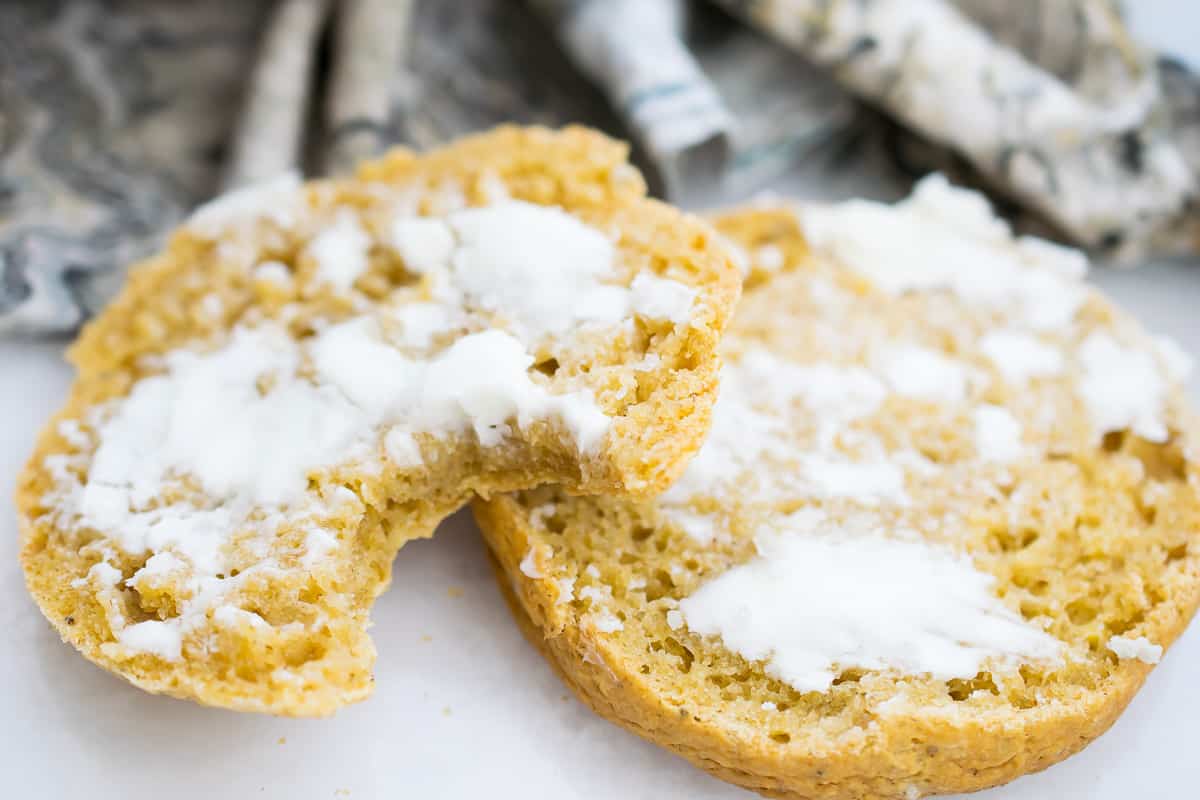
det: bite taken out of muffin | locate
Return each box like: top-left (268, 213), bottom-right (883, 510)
top-left (14, 125), bottom-right (1199, 799)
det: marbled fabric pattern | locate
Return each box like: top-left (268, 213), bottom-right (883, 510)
top-left (0, 1), bottom-right (269, 333)
top-left (1, 0), bottom-right (1196, 333)
top-left (715, 0), bottom-right (1200, 257)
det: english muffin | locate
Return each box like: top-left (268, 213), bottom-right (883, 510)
top-left (16, 126), bottom-right (741, 716)
top-left (475, 176), bottom-right (1200, 798)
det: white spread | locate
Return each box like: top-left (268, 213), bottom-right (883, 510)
top-left (200, 295), bottom-right (223, 319)
top-left (88, 326), bottom-right (333, 508)
top-left (84, 561), bottom-right (122, 588)
top-left (659, 358), bottom-right (791, 509)
top-left (1155, 336), bottom-right (1194, 384)
top-left (754, 244), bottom-right (785, 272)
top-left (973, 405), bottom-right (1025, 463)
top-left (390, 217), bottom-right (456, 274)
top-left (800, 174), bottom-right (1087, 330)
top-left (578, 585), bottom-right (608, 603)
top-left (253, 261), bottom-right (293, 287)
top-left (1108, 635), bottom-right (1163, 664)
top-left (81, 325), bottom-right (327, 574)
top-left (798, 456), bottom-right (907, 505)
top-left (979, 330), bottom-right (1064, 384)
top-left (520, 548), bottom-right (545, 579)
top-left (880, 345), bottom-right (967, 403)
top-left (383, 428), bottom-right (422, 468)
top-left (116, 620), bottom-right (182, 662)
top-left (745, 350), bottom-right (887, 443)
top-left (660, 507), bottom-right (722, 546)
top-left (658, 348), bottom-right (918, 540)
top-left (1079, 332), bottom-right (1171, 442)
top-left (57, 419), bottom-right (89, 448)
top-left (589, 610), bottom-right (624, 634)
top-left (132, 551), bottom-right (185, 581)
top-left (386, 200), bottom-right (698, 342)
top-left (213, 605), bottom-right (268, 630)
top-left (311, 321), bottom-right (610, 451)
top-left (655, 174), bottom-right (1179, 697)
top-left (79, 320), bottom-right (610, 562)
top-left (554, 576), bottom-right (576, 605)
top-left (188, 173), bottom-right (302, 238)
top-left (57, 194), bottom-right (703, 659)
top-left (389, 302), bottom-right (459, 351)
top-left (629, 273), bottom-right (696, 323)
top-left (679, 513), bottom-right (1062, 693)
top-left (307, 211), bottom-right (371, 292)
top-left (662, 349), bottom-right (888, 511)
top-left (302, 528), bottom-right (339, 568)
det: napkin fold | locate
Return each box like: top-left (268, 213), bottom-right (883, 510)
top-left (2, 0), bottom-right (1196, 334)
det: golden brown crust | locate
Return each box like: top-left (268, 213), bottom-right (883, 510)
top-left (478, 494), bottom-right (1165, 800)
top-left (474, 200), bottom-right (1200, 798)
top-left (16, 125), bottom-right (740, 716)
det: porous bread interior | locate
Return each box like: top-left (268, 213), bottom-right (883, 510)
top-left (474, 205), bottom-right (1200, 798)
top-left (16, 125), bottom-right (740, 716)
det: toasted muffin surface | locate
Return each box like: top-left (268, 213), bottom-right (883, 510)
top-left (475, 177), bottom-right (1200, 799)
top-left (16, 125), bottom-right (741, 716)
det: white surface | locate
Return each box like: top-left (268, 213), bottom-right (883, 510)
top-left (678, 514), bottom-right (1064, 694)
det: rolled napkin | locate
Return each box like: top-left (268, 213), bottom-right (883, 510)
top-left (222, 0), bottom-right (333, 189)
top-left (539, 0), bottom-right (1199, 256)
top-left (0, 0), bottom-right (611, 334)
top-left (321, 0), bottom-right (412, 176)
top-left (712, 0), bottom-right (1200, 259)
top-left (530, 0), bottom-right (732, 195)
top-left (2, 0), bottom-right (1197, 334)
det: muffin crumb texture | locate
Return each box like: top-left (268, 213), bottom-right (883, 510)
top-left (475, 176), bottom-right (1200, 799)
top-left (16, 126), bottom-right (741, 716)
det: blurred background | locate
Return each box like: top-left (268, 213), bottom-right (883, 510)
top-left (2, 0), bottom-right (1197, 334)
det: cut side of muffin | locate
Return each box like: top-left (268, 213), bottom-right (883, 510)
top-left (475, 176), bottom-right (1200, 799)
top-left (16, 125), bottom-right (741, 716)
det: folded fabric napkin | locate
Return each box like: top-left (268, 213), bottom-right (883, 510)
top-left (2, 0), bottom-right (1196, 333)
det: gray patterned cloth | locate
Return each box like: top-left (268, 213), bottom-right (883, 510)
top-left (0, 1), bottom-right (270, 333)
top-left (715, 0), bottom-right (1200, 258)
top-left (1, 0), bottom-right (1196, 334)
